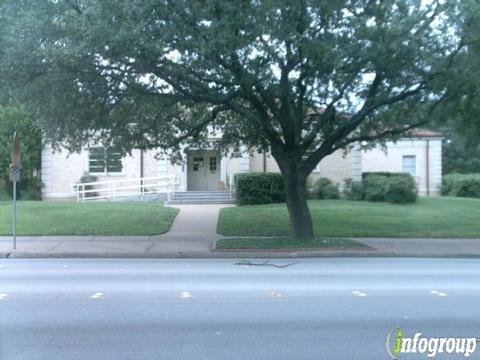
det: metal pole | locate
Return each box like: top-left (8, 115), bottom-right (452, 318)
top-left (13, 180), bottom-right (16, 250)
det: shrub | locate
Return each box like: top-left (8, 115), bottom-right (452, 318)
top-left (5, 177), bottom-right (43, 200)
top-left (75, 173), bottom-right (99, 199)
top-left (19, 177), bottom-right (43, 200)
top-left (362, 175), bottom-right (389, 202)
top-left (362, 172), bottom-right (413, 181)
top-left (362, 173), bottom-right (417, 204)
top-left (343, 178), bottom-right (363, 201)
top-left (235, 172), bottom-right (285, 205)
top-left (384, 177), bottom-right (418, 204)
top-left (311, 177), bottom-right (340, 199)
top-left (441, 174), bottom-right (480, 198)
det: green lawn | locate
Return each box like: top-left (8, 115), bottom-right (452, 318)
top-left (216, 237), bottom-right (371, 250)
top-left (0, 188), bottom-right (9, 201)
top-left (218, 197), bottom-right (480, 238)
top-left (0, 201), bottom-right (178, 236)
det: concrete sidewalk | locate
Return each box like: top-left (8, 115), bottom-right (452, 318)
top-left (352, 237), bottom-right (480, 257)
top-left (1, 235), bottom-right (480, 258)
top-left (0, 204), bottom-right (233, 258)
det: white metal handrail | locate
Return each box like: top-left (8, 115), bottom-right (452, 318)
top-left (72, 175), bottom-right (180, 202)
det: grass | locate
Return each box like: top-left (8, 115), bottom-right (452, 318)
top-left (218, 197), bottom-right (480, 238)
top-left (216, 237), bottom-right (371, 250)
top-left (0, 188), bottom-right (9, 201)
top-left (0, 201), bottom-right (179, 236)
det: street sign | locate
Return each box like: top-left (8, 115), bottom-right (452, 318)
top-left (12, 131), bottom-right (21, 167)
top-left (9, 164), bottom-right (20, 182)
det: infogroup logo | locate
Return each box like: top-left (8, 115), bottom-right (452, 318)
top-left (385, 327), bottom-right (478, 359)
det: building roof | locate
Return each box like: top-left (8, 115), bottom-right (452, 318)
top-left (405, 128), bottom-right (443, 138)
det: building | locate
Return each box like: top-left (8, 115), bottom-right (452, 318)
top-left (41, 129), bottom-right (443, 200)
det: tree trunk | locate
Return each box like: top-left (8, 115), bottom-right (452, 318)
top-left (282, 166), bottom-right (314, 240)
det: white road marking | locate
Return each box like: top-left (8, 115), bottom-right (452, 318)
top-left (181, 291), bottom-right (192, 299)
top-left (0, 293), bottom-right (8, 300)
top-left (90, 292), bottom-right (104, 299)
top-left (352, 291), bottom-right (367, 297)
top-left (270, 291), bottom-right (282, 298)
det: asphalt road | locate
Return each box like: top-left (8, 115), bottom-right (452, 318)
top-left (1, 258), bottom-right (480, 360)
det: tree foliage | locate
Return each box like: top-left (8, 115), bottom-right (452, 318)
top-left (0, 106), bottom-right (42, 199)
top-left (0, 0), bottom-right (476, 237)
top-left (435, 123), bottom-right (480, 175)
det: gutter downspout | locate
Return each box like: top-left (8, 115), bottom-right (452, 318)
top-left (426, 139), bottom-right (430, 196)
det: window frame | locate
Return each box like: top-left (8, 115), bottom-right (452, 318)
top-left (209, 156), bottom-right (217, 173)
top-left (86, 146), bottom-right (125, 176)
top-left (402, 155), bottom-right (417, 176)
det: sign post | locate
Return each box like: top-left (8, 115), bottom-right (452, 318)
top-left (10, 132), bottom-right (21, 250)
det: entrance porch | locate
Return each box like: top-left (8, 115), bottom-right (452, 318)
top-left (185, 149), bottom-right (225, 191)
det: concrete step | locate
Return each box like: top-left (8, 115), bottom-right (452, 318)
top-left (174, 191), bottom-right (230, 194)
top-left (172, 193), bottom-right (231, 198)
top-left (166, 191), bottom-right (235, 204)
top-left (172, 191), bottom-right (230, 196)
top-left (166, 199), bottom-right (235, 205)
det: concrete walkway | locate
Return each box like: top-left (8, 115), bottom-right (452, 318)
top-left (0, 204), bottom-right (233, 258)
top-left (164, 204), bottom-right (230, 237)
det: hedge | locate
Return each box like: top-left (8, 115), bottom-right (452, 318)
top-left (311, 177), bottom-right (340, 199)
top-left (441, 174), bottom-right (480, 198)
top-left (362, 173), bottom-right (418, 204)
top-left (343, 178), bottom-right (363, 201)
top-left (234, 172), bottom-right (286, 205)
top-left (362, 172), bottom-right (413, 180)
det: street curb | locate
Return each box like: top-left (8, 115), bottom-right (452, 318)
top-left (6, 250), bottom-right (480, 259)
top-left (211, 237), bottom-right (376, 253)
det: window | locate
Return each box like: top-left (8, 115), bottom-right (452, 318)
top-left (192, 157), bottom-right (204, 171)
top-left (209, 156), bottom-right (217, 172)
top-left (402, 155), bottom-right (416, 176)
top-left (88, 147), bottom-right (123, 174)
top-left (157, 158), bottom-right (168, 174)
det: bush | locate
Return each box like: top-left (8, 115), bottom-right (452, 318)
top-left (362, 175), bottom-right (389, 202)
top-left (235, 172), bottom-right (285, 205)
top-left (5, 177), bottom-right (43, 200)
top-left (19, 177), bottom-right (43, 200)
top-left (384, 177), bottom-right (418, 204)
top-left (441, 174), bottom-right (480, 198)
top-left (311, 177), bottom-right (340, 199)
top-left (75, 174), bottom-right (99, 199)
top-left (362, 172), bottom-right (413, 181)
top-left (363, 173), bottom-right (417, 204)
top-left (343, 178), bottom-right (363, 200)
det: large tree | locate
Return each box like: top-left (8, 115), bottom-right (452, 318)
top-left (0, 0), bottom-right (476, 238)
